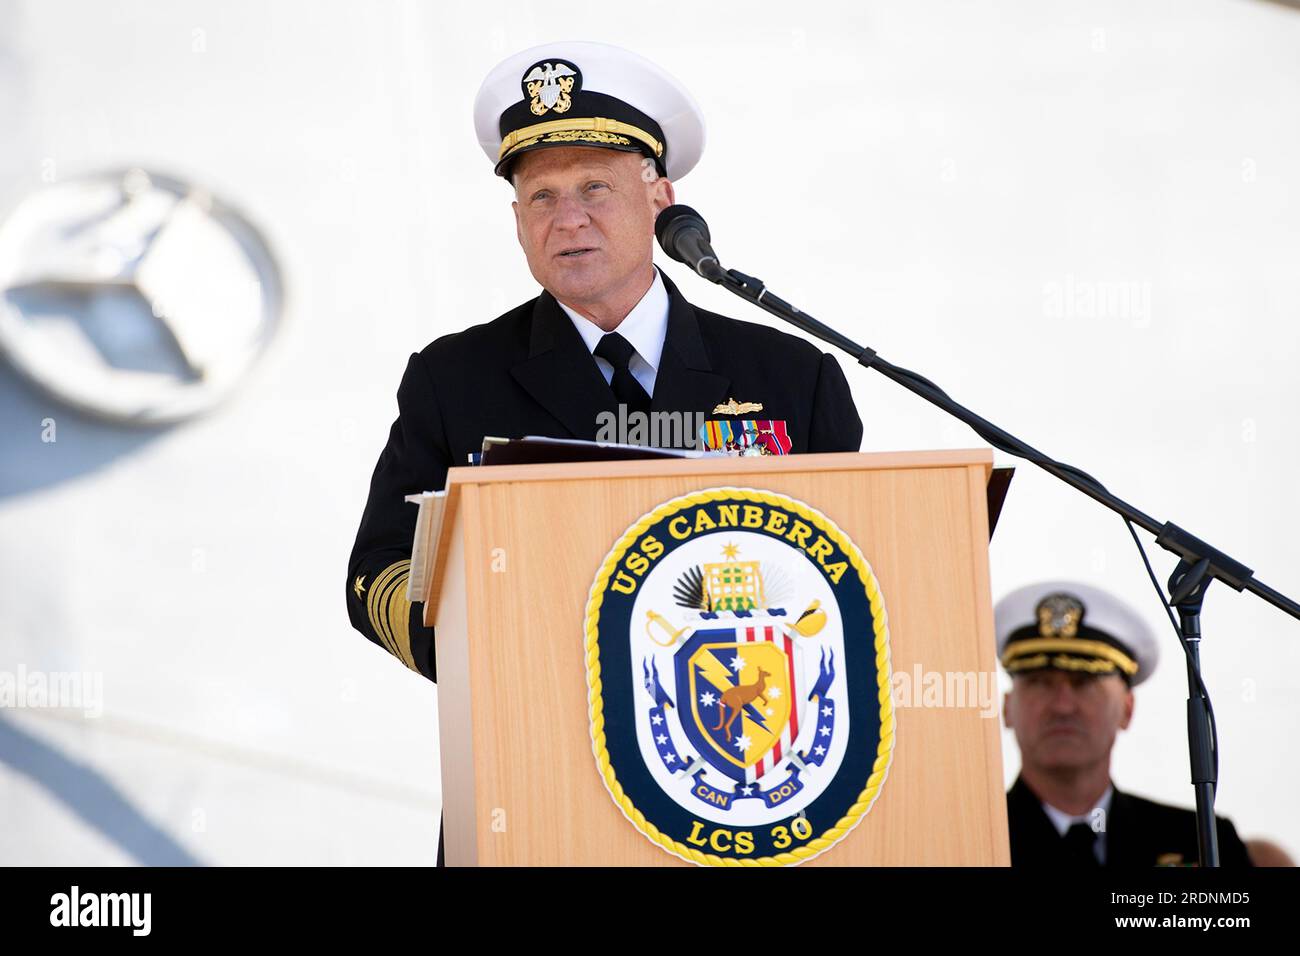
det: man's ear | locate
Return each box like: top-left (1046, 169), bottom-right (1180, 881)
top-left (653, 177), bottom-right (676, 214)
top-left (1119, 687), bottom-right (1135, 731)
top-left (1002, 689), bottom-right (1014, 729)
top-left (512, 200), bottom-right (522, 247)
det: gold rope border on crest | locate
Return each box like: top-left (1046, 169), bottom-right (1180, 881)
top-left (583, 486), bottom-right (895, 867)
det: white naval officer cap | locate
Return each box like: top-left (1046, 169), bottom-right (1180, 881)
top-left (995, 580), bottom-right (1159, 687)
top-left (472, 40), bottom-right (706, 183)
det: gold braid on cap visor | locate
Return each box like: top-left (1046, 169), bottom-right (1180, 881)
top-left (498, 117), bottom-right (665, 162)
top-left (1001, 637), bottom-right (1139, 677)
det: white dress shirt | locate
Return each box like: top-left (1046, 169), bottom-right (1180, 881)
top-left (555, 265), bottom-right (669, 399)
top-left (1041, 784), bottom-right (1115, 864)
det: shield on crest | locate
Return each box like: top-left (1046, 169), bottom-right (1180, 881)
top-left (674, 622), bottom-right (807, 784)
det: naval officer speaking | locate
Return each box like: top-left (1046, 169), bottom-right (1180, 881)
top-left (346, 42), bottom-right (863, 863)
top-left (347, 40), bottom-right (863, 687)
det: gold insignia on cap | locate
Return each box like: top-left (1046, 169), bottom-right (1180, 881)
top-left (1001, 639), bottom-right (1138, 677)
top-left (1037, 593), bottom-right (1083, 638)
top-left (353, 575), bottom-right (366, 599)
top-left (1001, 586), bottom-right (1145, 683)
top-left (713, 397), bottom-right (764, 415)
top-left (498, 118), bottom-right (663, 164)
top-left (522, 129), bottom-right (632, 150)
top-left (523, 61), bottom-right (577, 116)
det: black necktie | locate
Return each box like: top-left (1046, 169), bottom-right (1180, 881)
top-left (594, 332), bottom-right (651, 414)
top-left (1063, 822), bottom-right (1101, 867)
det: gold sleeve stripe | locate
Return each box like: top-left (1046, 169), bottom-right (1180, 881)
top-left (371, 561), bottom-right (410, 664)
top-left (382, 567), bottom-right (418, 673)
top-left (367, 560), bottom-right (419, 673)
top-left (366, 561), bottom-right (407, 659)
top-left (384, 574), bottom-right (416, 671)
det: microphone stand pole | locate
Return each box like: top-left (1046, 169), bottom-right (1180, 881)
top-left (694, 261), bottom-right (1300, 867)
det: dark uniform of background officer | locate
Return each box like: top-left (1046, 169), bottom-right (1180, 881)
top-left (345, 41), bottom-right (863, 864)
top-left (997, 581), bottom-right (1255, 867)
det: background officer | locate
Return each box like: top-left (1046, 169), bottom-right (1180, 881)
top-left (997, 580), bottom-right (1254, 867)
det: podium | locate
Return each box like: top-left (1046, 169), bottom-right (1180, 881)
top-left (421, 449), bottom-right (1010, 866)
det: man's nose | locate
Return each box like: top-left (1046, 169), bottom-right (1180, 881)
top-left (1047, 681), bottom-right (1079, 712)
top-left (552, 193), bottom-right (591, 229)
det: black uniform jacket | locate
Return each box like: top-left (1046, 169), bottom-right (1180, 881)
top-left (346, 266), bottom-right (864, 684)
top-left (1007, 774), bottom-right (1253, 867)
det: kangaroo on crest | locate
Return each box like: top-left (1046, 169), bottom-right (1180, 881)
top-left (713, 667), bottom-right (770, 742)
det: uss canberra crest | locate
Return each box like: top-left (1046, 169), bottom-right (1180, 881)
top-left (584, 487), bottom-right (895, 865)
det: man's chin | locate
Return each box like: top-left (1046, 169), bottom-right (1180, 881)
top-left (544, 272), bottom-right (608, 305)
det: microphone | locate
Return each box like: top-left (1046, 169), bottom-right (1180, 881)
top-left (655, 205), bottom-right (726, 281)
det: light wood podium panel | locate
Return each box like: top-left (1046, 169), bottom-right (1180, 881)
top-left (428, 449), bottom-right (1010, 866)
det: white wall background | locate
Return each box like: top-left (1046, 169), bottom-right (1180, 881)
top-left (0, 0), bottom-right (1296, 864)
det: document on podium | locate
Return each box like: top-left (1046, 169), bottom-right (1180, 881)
top-left (404, 489), bottom-right (447, 603)
top-left (475, 434), bottom-right (713, 466)
top-left (406, 437), bottom-right (712, 602)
